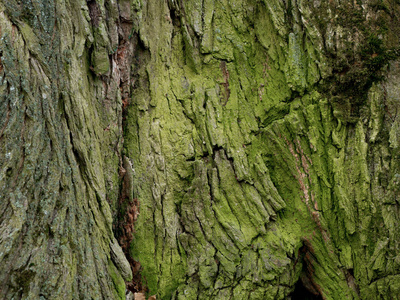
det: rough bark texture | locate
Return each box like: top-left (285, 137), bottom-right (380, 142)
top-left (0, 0), bottom-right (133, 298)
top-left (1, 0), bottom-right (400, 299)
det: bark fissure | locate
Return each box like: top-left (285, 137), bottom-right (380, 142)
top-left (2, 0), bottom-right (400, 299)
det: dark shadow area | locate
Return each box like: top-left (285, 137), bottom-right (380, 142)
top-left (291, 279), bottom-right (323, 300)
top-left (290, 243), bottom-right (324, 300)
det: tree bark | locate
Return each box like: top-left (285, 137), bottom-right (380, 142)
top-left (1, 0), bottom-right (400, 299)
top-left (0, 0), bottom-right (133, 298)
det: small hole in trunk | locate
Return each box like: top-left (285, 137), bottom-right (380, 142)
top-left (291, 279), bottom-right (323, 300)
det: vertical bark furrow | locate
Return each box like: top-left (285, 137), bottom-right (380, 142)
top-left (0, 0), bottom-right (131, 298)
top-left (1, 0), bottom-right (400, 299)
top-left (124, 0), bottom-right (400, 299)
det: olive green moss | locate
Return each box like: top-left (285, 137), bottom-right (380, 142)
top-left (108, 259), bottom-right (126, 300)
top-left (1, 0), bottom-right (400, 299)
top-left (319, 0), bottom-right (400, 113)
top-left (0, 0), bottom-right (129, 298)
top-left (123, 0), bottom-right (400, 299)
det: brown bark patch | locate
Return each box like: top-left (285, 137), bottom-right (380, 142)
top-left (117, 196), bottom-right (143, 293)
top-left (293, 240), bottom-right (324, 299)
top-left (219, 61), bottom-right (230, 105)
top-left (87, 0), bottom-right (101, 27)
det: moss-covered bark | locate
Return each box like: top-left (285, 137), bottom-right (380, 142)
top-left (124, 0), bottom-right (400, 299)
top-left (0, 0), bottom-right (132, 298)
top-left (1, 0), bottom-right (400, 299)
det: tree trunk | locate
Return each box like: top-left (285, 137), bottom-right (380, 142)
top-left (1, 0), bottom-right (400, 299)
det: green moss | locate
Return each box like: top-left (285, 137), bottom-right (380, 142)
top-left (284, 33), bottom-right (307, 93)
top-left (108, 259), bottom-right (126, 300)
top-left (5, 0), bottom-right (392, 298)
top-left (91, 46), bottom-right (110, 75)
top-left (0, 0), bottom-right (128, 298)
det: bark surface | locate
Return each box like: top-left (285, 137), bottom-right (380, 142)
top-left (1, 0), bottom-right (400, 299)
